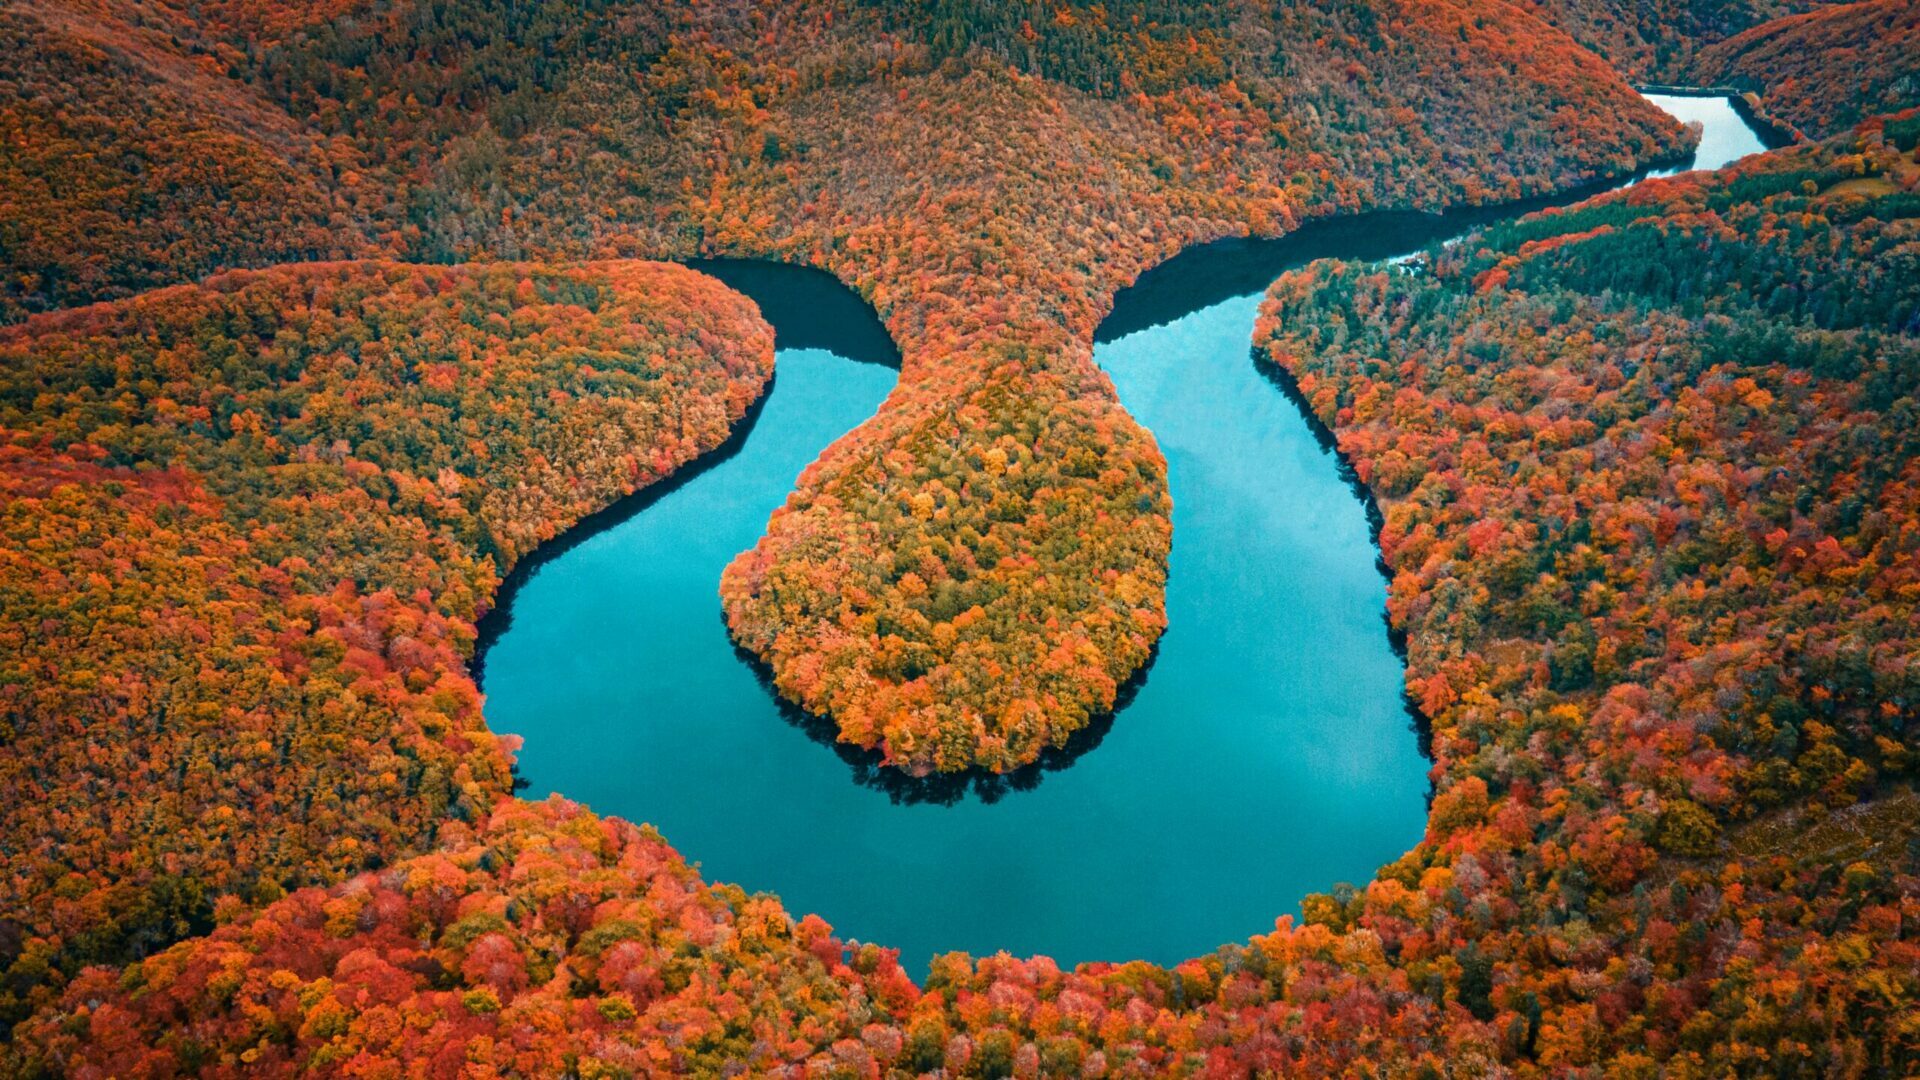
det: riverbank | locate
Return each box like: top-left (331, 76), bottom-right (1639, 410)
top-left (1635, 82), bottom-right (1805, 146)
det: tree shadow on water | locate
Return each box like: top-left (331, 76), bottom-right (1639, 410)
top-left (470, 374), bottom-right (780, 685)
top-left (686, 257), bottom-right (901, 368)
top-left (473, 258), bottom-right (904, 683)
top-left (1097, 145), bottom-right (1704, 345)
top-left (727, 621), bottom-right (1160, 806)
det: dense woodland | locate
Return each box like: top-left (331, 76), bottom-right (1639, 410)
top-left (2, 0), bottom-right (1918, 1073)
top-left (1519, 0), bottom-right (1819, 83)
top-left (0, 260), bottom-right (773, 1038)
top-left (2, 0), bottom-right (1695, 773)
top-left (7, 89), bottom-right (1920, 1080)
top-left (1517, 0), bottom-right (1920, 144)
top-left (16, 800), bottom-right (928, 1077)
top-left (1694, 0), bottom-right (1920, 139)
top-left (0, 2), bottom-right (373, 323)
top-left (1254, 113), bottom-right (1920, 1073)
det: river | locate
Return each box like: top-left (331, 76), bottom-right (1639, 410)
top-left (476, 94), bottom-right (1770, 975)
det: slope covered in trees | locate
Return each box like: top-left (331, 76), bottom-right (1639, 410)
top-left (1517, 0), bottom-right (1820, 82)
top-left (1, 0), bottom-right (1693, 772)
top-left (14, 115), bottom-right (1918, 1078)
top-left (14, 799), bottom-right (922, 1077)
top-left (1694, 0), bottom-right (1920, 138)
top-left (1516, 0), bottom-right (1919, 140)
top-left (0, 0), bottom-right (381, 324)
top-left (0, 260), bottom-right (773, 1032)
top-left (1249, 111), bottom-right (1920, 1072)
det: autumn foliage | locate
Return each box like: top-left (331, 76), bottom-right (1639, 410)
top-left (9, 108), bottom-right (1919, 1080)
top-left (1252, 115), bottom-right (1920, 1072)
top-left (0, 259), bottom-right (772, 1031)
top-left (1694, 0), bottom-right (1920, 139)
top-left (14, 798), bottom-right (923, 1077)
top-left (4, 0), bottom-right (1919, 1071)
top-left (0, 0), bottom-right (380, 324)
top-left (642, 0), bottom-right (1687, 773)
top-left (1516, 0), bottom-right (1818, 82)
top-left (2, 0), bottom-right (1698, 771)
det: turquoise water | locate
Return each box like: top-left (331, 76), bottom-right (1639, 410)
top-left (476, 268), bottom-right (1424, 972)
top-left (480, 270), bottom-right (1428, 968)
top-left (480, 97), bottom-right (1764, 976)
top-left (1641, 93), bottom-right (1774, 176)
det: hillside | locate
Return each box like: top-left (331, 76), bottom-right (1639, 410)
top-left (1695, 0), bottom-right (1920, 137)
top-left (1520, 0), bottom-right (1819, 82)
top-left (5, 0), bottom-right (1917, 1072)
top-left (14, 799), bottom-right (920, 1076)
top-left (1253, 111), bottom-right (1920, 1072)
top-left (0, 260), bottom-right (773, 1031)
top-left (0, 0), bottom-right (378, 323)
top-left (0, 0), bottom-right (1696, 774)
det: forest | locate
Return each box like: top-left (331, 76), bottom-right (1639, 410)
top-left (0, 0), bottom-right (1916, 1074)
top-left (15, 102), bottom-right (1916, 1080)
top-left (3, 0), bottom-right (1695, 774)
top-left (1694, 0), bottom-right (1920, 139)
top-left (1515, 0), bottom-right (1807, 83)
top-left (0, 259), bottom-right (774, 1039)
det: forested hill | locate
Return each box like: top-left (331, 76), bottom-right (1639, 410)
top-left (3, 0), bottom-right (1916, 1073)
top-left (3, 0), bottom-right (1695, 778)
top-left (0, 0), bottom-right (1707, 1039)
top-left (0, 0), bottom-right (377, 324)
top-left (0, 260), bottom-right (776, 1038)
top-left (1256, 110), bottom-right (1920, 1074)
top-left (1515, 0), bottom-right (1920, 142)
top-left (1695, 0), bottom-right (1920, 138)
top-left (1516, 0), bottom-right (1820, 82)
top-left (3, 0), bottom-right (1684, 325)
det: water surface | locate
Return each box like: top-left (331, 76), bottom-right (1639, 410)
top-left (1641, 93), bottom-right (1775, 176)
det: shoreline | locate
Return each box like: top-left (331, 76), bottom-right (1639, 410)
top-left (1636, 83), bottom-right (1803, 148)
